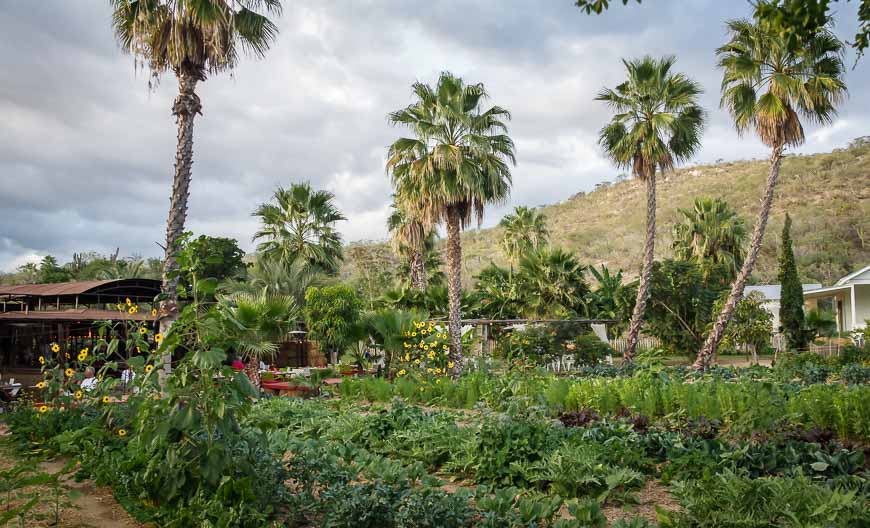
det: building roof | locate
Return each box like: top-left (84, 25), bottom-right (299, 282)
top-left (0, 279), bottom-right (160, 301)
top-left (745, 283), bottom-right (822, 301)
top-left (835, 264), bottom-right (870, 286)
top-left (0, 308), bottom-right (155, 322)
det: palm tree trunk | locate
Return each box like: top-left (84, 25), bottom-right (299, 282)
top-left (695, 145), bottom-right (784, 370)
top-left (245, 357), bottom-right (261, 391)
top-left (158, 69), bottom-right (202, 378)
top-left (410, 251), bottom-right (427, 290)
top-left (445, 205), bottom-right (463, 374)
top-left (624, 171), bottom-right (657, 361)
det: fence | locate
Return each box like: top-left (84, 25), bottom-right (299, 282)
top-left (608, 336), bottom-right (661, 353)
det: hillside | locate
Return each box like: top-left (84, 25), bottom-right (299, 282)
top-left (454, 137), bottom-right (870, 286)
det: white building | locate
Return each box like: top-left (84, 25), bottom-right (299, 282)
top-left (803, 264), bottom-right (870, 333)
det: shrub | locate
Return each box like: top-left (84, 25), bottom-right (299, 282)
top-left (567, 334), bottom-right (612, 366)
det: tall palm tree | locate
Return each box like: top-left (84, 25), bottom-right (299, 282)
top-left (216, 291), bottom-right (298, 389)
top-left (672, 197), bottom-right (747, 281)
top-left (387, 197), bottom-right (432, 290)
top-left (110, 0), bottom-right (281, 336)
top-left (386, 72), bottom-right (516, 370)
top-left (499, 206), bottom-right (550, 269)
top-left (597, 56), bottom-right (705, 362)
top-left (696, 19), bottom-right (846, 370)
top-left (222, 257), bottom-right (320, 306)
top-left (253, 183), bottom-right (346, 275)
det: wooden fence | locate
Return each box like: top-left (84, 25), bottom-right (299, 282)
top-left (608, 336), bottom-right (662, 353)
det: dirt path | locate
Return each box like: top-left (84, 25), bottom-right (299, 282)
top-left (0, 424), bottom-right (146, 528)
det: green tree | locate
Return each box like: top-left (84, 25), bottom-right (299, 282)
top-left (713, 290), bottom-right (774, 363)
top-left (597, 56), bottom-right (705, 362)
top-left (110, 0), bottom-right (281, 334)
top-left (778, 213), bottom-right (808, 349)
top-left (587, 265), bottom-right (634, 339)
top-left (645, 260), bottom-right (729, 356)
top-left (517, 248), bottom-right (589, 319)
top-left (387, 72), bottom-right (516, 370)
top-left (303, 285), bottom-right (362, 365)
top-left (387, 197), bottom-right (432, 290)
top-left (184, 236), bottom-right (246, 283)
top-left (216, 291), bottom-right (298, 387)
top-left (38, 256), bottom-right (73, 283)
top-left (253, 183), bottom-right (346, 275)
top-left (345, 244), bottom-right (397, 310)
top-left (672, 197), bottom-right (747, 281)
top-left (364, 308), bottom-right (422, 375)
top-left (473, 264), bottom-right (524, 320)
top-left (499, 206), bottom-right (550, 269)
top-left (697, 19), bottom-right (846, 369)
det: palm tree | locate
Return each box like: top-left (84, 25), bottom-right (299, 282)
top-left (696, 19), bottom-right (846, 369)
top-left (222, 257), bottom-right (320, 306)
top-left (597, 56), bottom-right (705, 362)
top-left (387, 197), bottom-right (432, 290)
top-left (110, 0), bottom-right (281, 336)
top-left (386, 72), bottom-right (516, 370)
top-left (253, 183), bottom-right (346, 275)
top-left (672, 198), bottom-right (747, 281)
top-left (587, 265), bottom-right (633, 339)
top-left (499, 206), bottom-right (549, 269)
top-left (517, 248), bottom-right (589, 319)
top-left (216, 291), bottom-right (298, 388)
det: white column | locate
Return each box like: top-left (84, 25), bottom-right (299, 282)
top-left (850, 285), bottom-right (857, 332)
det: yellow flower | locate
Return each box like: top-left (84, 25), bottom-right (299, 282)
top-left (411, 332), bottom-right (417, 337)
top-left (51, 343), bottom-right (60, 353)
top-left (414, 359), bottom-right (421, 365)
top-left (128, 306), bottom-right (136, 314)
top-left (39, 405), bottom-right (48, 413)
top-left (136, 347), bottom-right (141, 354)
top-left (404, 353), bottom-right (410, 361)
top-left (435, 368), bottom-right (442, 374)
top-left (38, 356), bottom-right (45, 365)
top-left (397, 369), bottom-right (406, 376)
top-left (154, 333), bottom-right (163, 343)
top-left (65, 368), bottom-right (74, 377)
top-left (448, 361), bottom-right (455, 369)
top-left (77, 353), bottom-right (86, 361)
top-left (102, 396), bottom-right (110, 404)
top-left (442, 345), bottom-right (448, 350)
top-left (139, 327), bottom-right (147, 335)
top-left (36, 381), bottom-right (46, 389)
top-left (118, 429), bottom-right (127, 437)
top-left (65, 353), bottom-right (70, 359)
top-left (126, 298), bottom-right (132, 306)
top-left (426, 367), bottom-right (433, 374)
top-left (420, 329), bottom-right (427, 335)
top-left (74, 391), bottom-right (82, 399)
top-left (151, 308), bottom-right (157, 317)
top-left (145, 365), bottom-right (154, 374)
top-left (436, 378), bottom-right (442, 384)
top-left (427, 351), bottom-right (436, 360)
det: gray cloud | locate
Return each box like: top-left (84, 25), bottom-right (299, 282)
top-left (1, 0), bottom-right (867, 271)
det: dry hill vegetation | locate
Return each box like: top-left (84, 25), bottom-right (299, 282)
top-left (453, 137), bottom-right (869, 286)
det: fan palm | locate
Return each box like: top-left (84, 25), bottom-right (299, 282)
top-left (253, 183), bottom-right (346, 275)
top-left (588, 265), bottom-right (633, 339)
top-left (499, 206), bottom-right (550, 269)
top-left (222, 257), bottom-right (320, 306)
top-left (597, 56), bottom-right (705, 361)
top-left (517, 248), bottom-right (589, 319)
top-left (216, 291), bottom-right (298, 388)
top-left (696, 19), bottom-right (846, 369)
top-left (387, 72), bottom-right (516, 370)
top-left (672, 197), bottom-right (747, 281)
top-left (110, 0), bottom-right (281, 335)
top-left (387, 197), bottom-right (432, 290)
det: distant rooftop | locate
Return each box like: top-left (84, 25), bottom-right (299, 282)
top-left (745, 284), bottom-right (822, 301)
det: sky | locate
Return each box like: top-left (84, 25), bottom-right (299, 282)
top-left (1, 0), bottom-right (867, 272)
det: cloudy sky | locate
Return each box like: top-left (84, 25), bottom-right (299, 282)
top-left (1, 0), bottom-right (867, 271)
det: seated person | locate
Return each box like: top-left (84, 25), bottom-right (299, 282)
top-left (80, 367), bottom-right (99, 392)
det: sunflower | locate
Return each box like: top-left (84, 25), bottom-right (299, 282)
top-left (51, 343), bottom-right (60, 353)
top-left (39, 405), bottom-right (48, 413)
top-left (125, 298), bottom-right (132, 306)
top-left (145, 365), bottom-right (154, 374)
top-left (36, 381), bottom-right (46, 389)
top-left (74, 390), bottom-right (82, 399)
top-left (38, 356), bottom-right (45, 365)
top-left (65, 368), bottom-right (74, 377)
top-left (154, 333), bottom-right (163, 344)
top-left (397, 369), bottom-right (406, 376)
top-left (116, 303), bottom-right (123, 310)
top-left (128, 307), bottom-right (136, 314)
top-left (102, 396), bottom-right (110, 404)
top-left (77, 353), bottom-right (86, 361)
top-left (151, 308), bottom-right (157, 317)
top-left (118, 429), bottom-right (127, 437)
top-left (448, 361), bottom-right (455, 369)
top-left (138, 327), bottom-right (147, 335)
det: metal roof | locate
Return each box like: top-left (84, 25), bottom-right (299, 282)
top-left (0, 279), bottom-right (160, 298)
top-left (745, 283), bottom-right (822, 301)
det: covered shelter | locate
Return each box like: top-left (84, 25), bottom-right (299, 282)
top-left (0, 279), bottom-right (160, 372)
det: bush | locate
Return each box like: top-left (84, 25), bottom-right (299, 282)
top-left (567, 334), bottom-right (612, 366)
